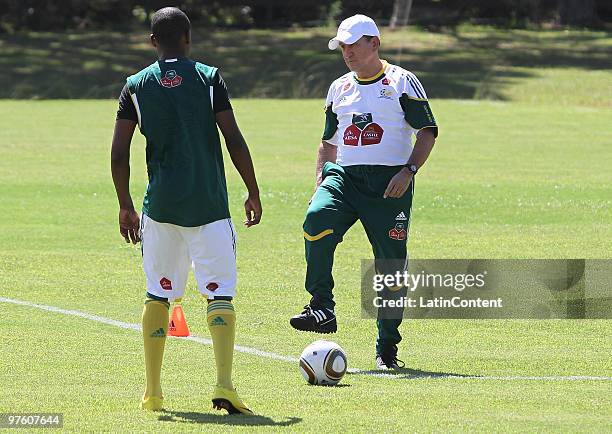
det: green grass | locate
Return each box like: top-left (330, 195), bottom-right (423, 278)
top-left (1, 26), bottom-right (611, 106)
top-left (0, 98), bottom-right (611, 431)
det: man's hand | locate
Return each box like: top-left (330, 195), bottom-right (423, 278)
top-left (111, 118), bottom-right (138, 243)
top-left (216, 110), bottom-right (262, 225)
top-left (119, 208), bottom-right (140, 244)
top-left (244, 194), bottom-right (262, 227)
top-left (383, 168), bottom-right (413, 199)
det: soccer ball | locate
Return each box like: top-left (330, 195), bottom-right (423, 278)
top-left (299, 340), bottom-right (348, 386)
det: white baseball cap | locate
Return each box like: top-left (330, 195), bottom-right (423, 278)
top-left (328, 14), bottom-right (380, 50)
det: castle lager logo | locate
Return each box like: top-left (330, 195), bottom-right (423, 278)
top-left (361, 123), bottom-right (384, 145)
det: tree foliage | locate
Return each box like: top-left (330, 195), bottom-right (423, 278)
top-left (0, 0), bottom-right (609, 32)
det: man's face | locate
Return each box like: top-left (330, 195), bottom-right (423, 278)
top-left (339, 36), bottom-right (379, 72)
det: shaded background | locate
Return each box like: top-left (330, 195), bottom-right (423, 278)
top-left (2, 0), bottom-right (612, 30)
top-left (0, 0), bottom-right (611, 100)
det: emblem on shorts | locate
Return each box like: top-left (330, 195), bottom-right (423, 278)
top-left (343, 113), bottom-right (384, 146)
top-left (161, 70), bottom-right (182, 88)
top-left (395, 212), bottom-right (407, 221)
top-left (389, 223), bottom-right (407, 241)
top-left (160, 277), bottom-right (173, 290)
top-left (206, 282), bottom-right (219, 292)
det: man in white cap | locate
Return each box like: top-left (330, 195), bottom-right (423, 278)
top-left (290, 14), bottom-right (438, 370)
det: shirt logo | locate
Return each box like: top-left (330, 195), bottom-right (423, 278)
top-left (343, 113), bottom-right (384, 146)
top-left (343, 125), bottom-right (360, 146)
top-left (379, 88), bottom-right (393, 99)
top-left (161, 70), bottom-right (183, 88)
top-left (361, 123), bottom-right (384, 145)
top-left (353, 113), bottom-right (372, 129)
top-left (382, 77), bottom-right (390, 85)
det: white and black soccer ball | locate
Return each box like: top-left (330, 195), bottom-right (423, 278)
top-left (299, 340), bottom-right (347, 386)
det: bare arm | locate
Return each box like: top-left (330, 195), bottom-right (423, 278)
top-left (110, 119), bottom-right (141, 243)
top-left (384, 128), bottom-right (436, 198)
top-left (215, 109), bottom-right (262, 227)
top-left (315, 140), bottom-right (337, 189)
top-left (406, 127), bottom-right (436, 169)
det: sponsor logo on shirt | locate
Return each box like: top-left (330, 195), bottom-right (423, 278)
top-left (378, 88), bottom-right (393, 99)
top-left (161, 70), bottom-right (183, 88)
top-left (343, 113), bottom-right (384, 146)
top-left (353, 113), bottom-right (372, 129)
top-left (343, 125), bottom-right (360, 146)
top-left (361, 123), bottom-right (384, 145)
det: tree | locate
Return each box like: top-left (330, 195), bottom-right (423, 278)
top-left (558, 0), bottom-right (595, 26)
top-left (390, 0), bottom-right (413, 30)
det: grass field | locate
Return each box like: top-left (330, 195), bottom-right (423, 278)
top-left (0, 24), bottom-right (611, 433)
top-left (0, 96), bottom-right (611, 431)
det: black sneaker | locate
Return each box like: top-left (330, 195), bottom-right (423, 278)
top-left (290, 305), bottom-right (337, 334)
top-left (375, 345), bottom-right (405, 370)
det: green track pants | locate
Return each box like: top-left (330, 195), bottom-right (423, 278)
top-left (303, 162), bottom-right (414, 354)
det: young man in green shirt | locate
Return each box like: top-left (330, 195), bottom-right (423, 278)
top-left (111, 7), bottom-right (261, 415)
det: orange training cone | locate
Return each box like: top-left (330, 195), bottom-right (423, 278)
top-left (168, 301), bottom-right (190, 337)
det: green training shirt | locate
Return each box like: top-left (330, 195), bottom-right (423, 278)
top-left (124, 58), bottom-right (230, 227)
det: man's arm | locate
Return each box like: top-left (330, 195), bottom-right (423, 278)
top-left (110, 119), bottom-right (140, 243)
top-left (406, 127), bottom-right (436, 169)
top-left (215, 110), bottom-right (262, 227)
top-left (315, 140), bottom-right (337, 189)
top-left (384, 128), bottom-right (436, 199)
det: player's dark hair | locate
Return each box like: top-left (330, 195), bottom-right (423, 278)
top-left (151, 7), bottom-right (191, 49)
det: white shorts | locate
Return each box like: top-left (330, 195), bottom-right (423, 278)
top-left (140, 214), bottom-right (237, 300)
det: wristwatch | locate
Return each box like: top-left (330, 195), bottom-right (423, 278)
top-left (404, 163), bottom-right (418, 175)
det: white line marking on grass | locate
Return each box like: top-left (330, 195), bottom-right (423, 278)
top-left (1, 296), bottom-right (142, 331)
top-left (186, 334), bottom-right (299, 364)
top-left (2, 297), bottom-right (611, 382)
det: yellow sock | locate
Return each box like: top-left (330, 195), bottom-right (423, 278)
top-left (142, 299), bottom-right (169, 400)
top-left (207, 300), bottom-right (236, 390)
